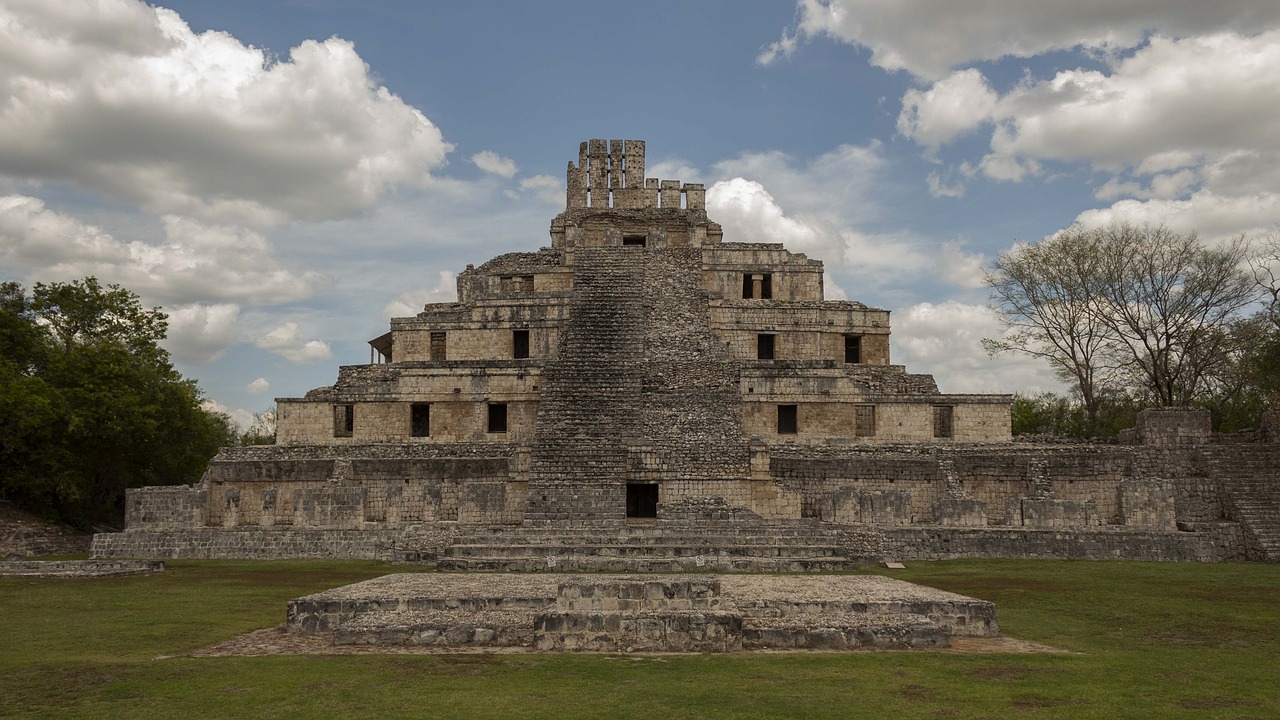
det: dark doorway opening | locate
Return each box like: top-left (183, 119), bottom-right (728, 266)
top-left (626, 483), bottom-right (658, 518)
top-left (622, 235), bottom-right (646, 247)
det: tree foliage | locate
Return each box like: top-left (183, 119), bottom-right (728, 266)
top-left (988, 223), bottom-right (1264, 437)
top-left (0, 278), bottom-right (235, 527)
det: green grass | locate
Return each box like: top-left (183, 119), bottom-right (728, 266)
top-left (1, 560), bottom-right (1277, 719)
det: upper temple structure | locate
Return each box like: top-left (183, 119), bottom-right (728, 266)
top-left (93, 139), bottom-right (1280, 566)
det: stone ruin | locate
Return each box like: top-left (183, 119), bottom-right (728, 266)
top-left (92, 139), bottom-right (1280, 566)
top-left (287, 573), bottom-right (997, 652)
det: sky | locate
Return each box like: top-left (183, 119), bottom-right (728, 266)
top-left (3, 0), bottom-right (1279, 430)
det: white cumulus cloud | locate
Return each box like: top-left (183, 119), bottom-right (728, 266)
top-left (891, 301), bottom-right (1062, 394)
top-left (0, 0), bottom-right (452, 226)
top-left (764, 0), bottom-right (1280, 79)
top-left (382, 271), bottom-right (458, 317)
top-left (254, 321), bottom-right (331, 363)
top-left (0, 195), bottom-right (323, 305)
top-left (164, 302), bottom-right (240, 365)
top-left (471, 151), bottom-right (518, 179)
top-left (246, 377), bottom-right (270, 394)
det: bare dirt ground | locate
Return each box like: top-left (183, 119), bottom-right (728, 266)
top-left (188, 625), bottom-right (1065, 658)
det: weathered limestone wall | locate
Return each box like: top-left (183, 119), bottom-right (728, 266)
top-left (741, 399), bottom-right (1011, 443)
top-left (702, 245), bottom-right (824, 301)
top-left (126, 485), bottom-right (207, 531)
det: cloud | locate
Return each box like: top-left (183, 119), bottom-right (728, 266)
top-left (897, 69), bottom-right (997, 152)
top-left (382, 271), bottom-right (458, 317)
top-left (0, 0), bottom-right (452, 226)
top-left (246, 377), bottom-right (270, 394)
top-left (0, 195), bottom-right (322, 305)
top-left (201, 397), bottom-right (253, 433)
top-left (704, 146), bottom-right (985, 296)
top-left (891, 301), bottom-right (1062, 394)
top-left (891, 31), bottom-right (1280, 240)
top-left (164, 302), bottom-right (240, 365)
top-left (471, 151), bottom-right (518, 179)
top-left (517, 174), bottom-right (563, 205)
top-left (254, 321), bottom-right (332, 363)
top-left (765, 0), bottom-right (1280, 79)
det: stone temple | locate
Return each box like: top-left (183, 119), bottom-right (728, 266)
top-left (93, 139), bottom-right (1280, 566)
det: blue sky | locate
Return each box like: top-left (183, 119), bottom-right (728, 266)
top-left (3, 0), bottom-right (1279, 429)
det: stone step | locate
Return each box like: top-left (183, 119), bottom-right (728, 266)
top-left (740, 612), bottom-right (947, 650)
top-left (333, 608), bottom-right (536, 647)
top-left (436, 556), bottom-right (866, 573)
top-left (443, 544), bottom-right (849, 559)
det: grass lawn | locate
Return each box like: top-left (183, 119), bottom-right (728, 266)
top-left (1, 559), bottom-right (1277, 719)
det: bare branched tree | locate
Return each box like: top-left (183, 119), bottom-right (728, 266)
top-left (986, 223), bottom-right (1259, 423)
top-left (984, 226), bottom-right (1117, 434)
top-left (1092, 225), bottom-right (1256, 407)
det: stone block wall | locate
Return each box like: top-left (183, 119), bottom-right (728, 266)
top-left (1118, 478), bottom-right (1177, 530)
top-left (1135, 408), bottom-right (1211, 446)
top-left (125, 486), bottom-right (207, 531)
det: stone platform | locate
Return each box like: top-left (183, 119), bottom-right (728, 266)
top-left (287, 573), bottom-right (997, 652)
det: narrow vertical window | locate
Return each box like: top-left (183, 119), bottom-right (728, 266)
top-left (855, 405), bottom-right (876, 437)
top-left (488, 403), bottom-right (508, 433)
top-left (333, 404), bottom-right (354, 438)
top-left (741, 273), bottom-right (753, 299)
top-left (932, 406), bottom-right (954, 439)
top-left (777, 404), bottom-right (798, 434)
top-left (513, 329), bottom-right (530, 359)
top-left (757, 333), bottom-right (775, 360)
top-left (410, 403), bottom-right (430, 438)
top-left (760, 273), bottom-right (773, 299)
top-left (844, 335), bottom-right (862, 364)
top-left (430, 331), bottom-right (447, 361)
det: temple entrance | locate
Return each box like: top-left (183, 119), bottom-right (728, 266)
top-left (626, 482), bottom-right (658, 519)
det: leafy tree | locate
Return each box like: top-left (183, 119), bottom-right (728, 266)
top-left (0, 278), bottom-right (235, 527)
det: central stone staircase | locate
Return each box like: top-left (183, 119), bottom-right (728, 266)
top-left (436, 522), bottom-right (883, 572)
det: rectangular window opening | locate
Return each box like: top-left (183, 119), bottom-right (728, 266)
top-left (742, 273), bottom-right (774, 299)
top-left (932, 405), bottom-right (954, 439)
top-left (410, 403), bottom-right (430, 438)
top-left (333, 404), bottom-right (354, 438)
top-left (513, 329), bottom-right (530, 359)
top-left (757, 333), bottom-right (775, 360)
top-left (622, 235), bottom-right (646, 247)
top-left (855, 405), bottom-right (876, 437)
top-left (777, 404), bottom-right (798, 434)
top-left (845, 335), bottom-right (862, 364)
top-left (487, 403), bottom-right (508, 434)
top-left (626, 483), bottom-right (659, 518)
top-left (430, 331), bottom-right (447, 361)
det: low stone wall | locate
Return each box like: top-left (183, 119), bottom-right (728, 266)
top-left (881, 525), bottom-right (1241, 562)
top-left (90, 529), bottom-right (408, 561)
top-left (0, 559), bottom-right (164, 578)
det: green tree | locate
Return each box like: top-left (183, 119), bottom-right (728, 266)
top-left (0, 278), bottom-right (235, 527)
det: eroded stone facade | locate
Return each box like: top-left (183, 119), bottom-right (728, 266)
top-left (92, 140), bottom-right (1280, 564)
